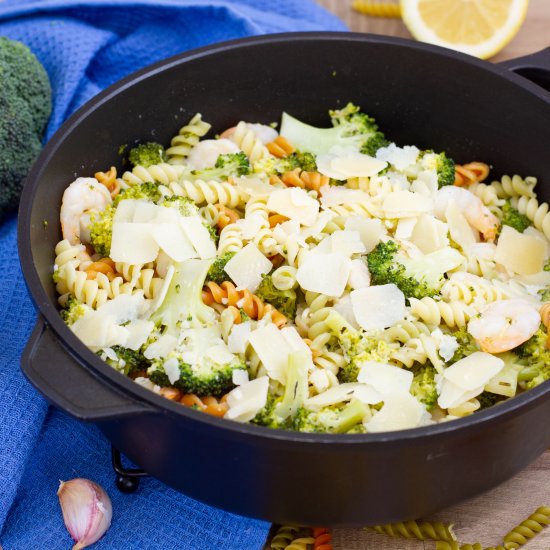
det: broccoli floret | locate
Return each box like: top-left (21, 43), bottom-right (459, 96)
top-left (251, 394), bottom-right (290, 430)
top-left (538, 288), bottom-right (550, 301)
top-left (148, 355), bottom-right (246, 396)
top-left (128, 142), bottom-right (166, 168)
top-left (516, 328), bottom-right (550, 389)
top-left (113, 181), bottom-right (162, 206)
top-left (419, 150), bottom-right (455, 188)
top-left (150, 258), bottom-right (216, 332)
top-left (497, 200), bottom-right (531, 233)
top-left (60, 295), bottom-right (92, 326)
top-left (147, 327), bottom-right (246, 396)
top-left (279, 103), bottom-right (388, 158)
top-left (0, 37), bottom-right (51, 219)
top-left (192, 152), bottom-right (250, 181)
top-left (205, 252), bottom-right (236, 284)
top-left (88, 205), bottom-right (115, 257)
top-left (367, 240), bottom-right (448, 300)
top-left (255, 274), bottom-right (297, 318)
top-left (410, 363), bottom-right (438, 410)
top-left (450, 326), bottom-right (480, 363)
top-left (291, 151), bottom-right (318, 172)
top-left (293, 399), bottom-right (368, 433)
top-left (324, 310), bottom-right (393, 383)
top-left (477, 391), bottom-right (503, 410)
top-left (103, 346), bottom-right (151, 377)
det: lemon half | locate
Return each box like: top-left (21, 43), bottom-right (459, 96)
top-left (400, 0), bottom-right (529, 59)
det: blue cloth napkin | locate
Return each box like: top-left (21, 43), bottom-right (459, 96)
top-left (0, 2), bottom-right (346, 548)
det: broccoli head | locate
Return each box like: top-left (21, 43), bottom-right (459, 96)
top-left (251, 394), bottom-right (291, 430)
top-left (293, 399), bottom-right (368, 433)
top-left (450, 326), bottom-right (480, 363)
top-left (538, 288), bottom-right (550, 301)
top-left (279, 103), bottom-right (388, 157)
top-left (477, 391), bottom-right (503, 410)
top-left (113, 181), bottom-right (162, 206)
top-left (516, 328), bottom-right (550, 389)
top-left (500, 200), bottom-right (531, 233)
top-left (255, 274), bottom-right (297, 319)
top-left (420, 151), bottom-right (455, 188)
top-left (88, 205), bottom-right (115, 257)
top-left (191, 152), bottom-right (250, 180)
top-left (410, 363), bottom-right (438, 410)
top-left (148, 356), bottom-right (246, 396)
top-left (367, 240), bottom-right (449, 300)
top-left (252, 150), bottom-right (317, 176)
top-left (103, 346), bottom-right (151, 377)
top-left (205, 252), bottom-right (236, 284)
top-left (60, 295), bottom-right (92, 326)
top-left (128, 142), bottom-right (166, 168)
top-left (0, 37), bottom-right (51, 219)
top-left (324, 310), bottom-right (393, 383)
top-left (159, 195), bottom-right (199, 217)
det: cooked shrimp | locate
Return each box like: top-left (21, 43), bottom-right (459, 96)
top-left (467, 299), bottom-right (540, 354)
top-left (219, 123), bottom-right (278, 144)
top-left (186, 138), bottom-right (240, 170)
top-left (60, 177), bottom-right (112, 244)
top-left (434, 186), bottom-right (500, 242)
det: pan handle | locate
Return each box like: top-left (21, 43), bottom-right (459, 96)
top-left (499, 47), bottom-right (550, 92)
top-left (21, 318), bottom-right (156, 421)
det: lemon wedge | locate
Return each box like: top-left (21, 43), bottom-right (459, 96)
top-left (400, 0), bottom-right (529, 59)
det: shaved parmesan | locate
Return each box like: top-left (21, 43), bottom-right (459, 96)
top-left (333, 294), bottom-right (359, 328)
top-left (495, 225), bottom-right (545, 275)
top-left (344, 217), bottom-right (386, 252)
top-left (232, 369), bottom-right (250, 386)
top-left (376, 144), bottom-right (420, 170)
top-left (382, 191), bottom-right (433, 218)
top-left (224, 243), bottom-right (272, 292)
top-left (329, 230), bottom-right (366, 256)
top-left (395, 218), bottom-right (418, 240)
top-left (179, 216), bottom-right (217, 259)
top-left (110, 222), bottom-right (159, 264)
top-left (245, 123), bottom-right (278, 144)
top-left (114, 199), bottom-right (141, 223)
top-left (351, 284), bottom-right (405, 331)
top-left (309, 369), bottom-right (331, 393)
top-left (248, 324), bottom-right (291, 383)
top-left (71, 311), bottom-right (128, 350)
top-left (234, 176), bottom-right (272, 197)
top-left (444, 201), bottom-right (479, 250)
top-left (296, 252), bottom-right (351, 297)
top-left (237, 213), bottom-right (266, 240)
top-left (144, 333), bottom-right (178, 359)
top-left (444, 352), bottom-right (504, 391)
top-left (320, 186), bottom-right (370, 207)
top-left (163, 357), bottom-right (181, 385)
top-left (357, 361), bottom-right (413, 395)
top-left (365, 392), bottom-right (427, 433)
top-left (348, 259), bottom-right (371, 289)
top-left (267, 188), bottom-right (319, 226)
top-left (125, 320), bottom-right (154, 350)
top-left (411, 214), bottom-right (449, 253)
top-left (97, 293), bottom-right (148, 324)
top-left (151, 223), bottom-right (196, 262)
top-left (225, 376), bottom-right (269, 422)
top-left (317, 151), bottom-right (387, 179)
top-left (306, 383), bottom-right (380, 407)
top-left (438, 379), bottom-right (485, 410)
top-left (228, 322), bottom-right (252, 354)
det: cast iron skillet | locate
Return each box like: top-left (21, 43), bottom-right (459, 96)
top-left (18, 33), bottom-right (550, 526)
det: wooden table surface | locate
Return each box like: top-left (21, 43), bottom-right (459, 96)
top-left (316, 0), bottom-right (550, 62)
top-left (264, 3), bottom-right (550, 549)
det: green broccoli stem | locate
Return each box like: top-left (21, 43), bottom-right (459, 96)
top-left (331, 399), bottom-right (369, 433)
top-left (275, 351), bottom-right (309, 421)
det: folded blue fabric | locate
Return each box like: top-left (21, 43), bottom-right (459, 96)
top-left (0, 2), bottom-right (346, 548)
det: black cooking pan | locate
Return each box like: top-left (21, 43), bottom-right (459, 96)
top-left (18, 33), bottom-right (550, 526)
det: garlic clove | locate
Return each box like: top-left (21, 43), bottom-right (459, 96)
top-left (57, 478), bottom-right (112, 549)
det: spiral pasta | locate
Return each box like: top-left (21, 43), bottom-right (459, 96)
top-left (54, 239), bottom-right (92, 272)
top-left (271, 168), bottom-right (329, 193)
top-left (390, 339), bottom-right (430, 368)
top-left (202, 281), bottom-right (287, 328)
top-left (166, 113), bottom-right (211, 164)
top-left (352, 0), bottom-right (401, 17)
top-left (271, 265), bottom-right (298, 291)
top-left (454, 162), bottom-right (490, 187)
top-left (467, 182), bottom-right (503, 207)
top-left (270, 525), bottom-right (301, 550)
top-left (217, 223), bottom-right (244, 255)
top-left (382, 320), bottom-right (432, 344)
top-left (94, 166), bottom-right (121, 198)
top-left (114, 262), bottom-right (163, 299)
top-left (266, 135), bottom-right (295, 158)
top-left (409, 297), bottom-right (474, 328)
top-left (492, 174), bottom-right (537, 199)
top-left (168, 178), bottom-right (245, 208)
top-left (510, 195), bottom-right (550, 240)
top-left (231, 121), bottom-right (269, 162)
top-left (122, 162), bottom-right (187, 186)
top-left (441, 276), bottom-right (515, 306)
top-left (369, 520), bottom-right (457, 542)
top-left (215, 203), bottom-right (240, 230)
top-left (435, 544), bottom-right (483, 550)
top-left (284, 537), bottom-right (315, 550)
top-left (312, 527), bottom-right (333, 550)
top-left (56, 261), bottom-right (110, 308)
top-left (502, 505), bottom-right (550, 549)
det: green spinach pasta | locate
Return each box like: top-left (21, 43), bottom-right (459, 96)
top-left (54, 103), bottom-right (550, 434)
